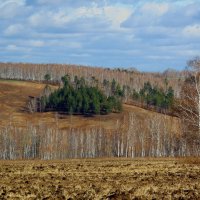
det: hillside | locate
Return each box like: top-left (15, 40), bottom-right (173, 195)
top-left (0, 79), bottom-right (180, 131)
top-left (0, 79), bottom-right (186, 159)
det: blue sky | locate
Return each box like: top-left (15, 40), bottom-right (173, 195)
top-left (0, 0), bottom-right (200, 72)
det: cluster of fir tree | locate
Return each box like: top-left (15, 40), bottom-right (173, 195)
top-left (43, 75), bottom-right (122, 115)
top-left (132, 81), bottom-right (174, 111)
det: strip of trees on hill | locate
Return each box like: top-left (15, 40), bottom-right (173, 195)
top-left (44, 75), bottom-right (122, 115)
top-left (28, 75), bottom-right (123, 115)
top-left (132, 81), bottom-right (174, 113)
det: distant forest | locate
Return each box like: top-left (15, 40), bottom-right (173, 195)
top-left (0, 62), bottom-right (185, 98)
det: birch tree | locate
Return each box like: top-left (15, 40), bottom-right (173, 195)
top-left (178, 57), bottom-right (200, 155)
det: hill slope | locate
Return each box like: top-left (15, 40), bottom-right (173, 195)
top-left (0, 79), bottom-right (180, 132)
top-left (0, 80), bottom-right (187, 159)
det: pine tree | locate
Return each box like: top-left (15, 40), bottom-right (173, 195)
top-left (44, 73), bottom-right (51, 82)
top-left (44, 75), bottom-right (122, 115)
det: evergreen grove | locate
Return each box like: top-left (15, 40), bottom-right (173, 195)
top-left (132, 81), bottom-right (174, 111)
top-left (42, 75), bottom-right (123, 115)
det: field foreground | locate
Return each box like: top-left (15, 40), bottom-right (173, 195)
top-left (0, 158), bottom-right (200, 199)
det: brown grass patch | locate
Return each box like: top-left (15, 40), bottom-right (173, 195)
top-left (178, 157), bottom-right (200, 165)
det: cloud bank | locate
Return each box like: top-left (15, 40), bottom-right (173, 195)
top-left (0, 0), bottom-right (200, 71)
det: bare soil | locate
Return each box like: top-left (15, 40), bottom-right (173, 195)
top-left (0, 158), bottom-right (199, 199)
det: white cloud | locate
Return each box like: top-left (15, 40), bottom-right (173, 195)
top-left (29, 11), bottom-right (50, 27)
top-left (176, 49), bottom-right (200, 56)
top-left (36, 0), bottom-right (64, 5)
top-left (4, 24), bottom-right (24, 36)
top-left (28, 4), bottom-right (132, 31)
top-left (75, 6), bottom-right (102, 18)
top-left (5, 44), bottom-right (31, 52)
top-left (29, 10), bottom-right (79, 28)
top-left (6, 44), bottom-right (18, 51)
top-left (146, 55), bottom-right (172, 60)
top-left (141, 2), bottom-right (169, 16)
top-left (34, 39), bottom-right (82, 49)
top-left (104, 6), bottom-right (133, 29)
top-left (0, 0), bottom-right (25, 7)
top-left (67, 42), bottom-right (82, 49)
top-left (183, 24), bottom-right (200, 38)
top-left (70, 53), bottom-right (90, 57)
top-left (5, 44), bottom-right (32, 52)
top-left (122, 2), bottom-right (170, 28)
top-left (0, 0), bottom-right (27, 19)
top-left (28, 40), bottom-right (45, 47)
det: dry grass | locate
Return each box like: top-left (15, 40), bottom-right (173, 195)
top-left (0, 158), bottom-right (200, 199)
top-left (178, 157), bottom-right (200, 165)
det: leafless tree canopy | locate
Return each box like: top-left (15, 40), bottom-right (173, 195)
top-left (177, 57), bottom-right (200, 150)
top-left (0, 62), bottom-right (185, 98)
top-left (1, 113), bottom-right (195, 160)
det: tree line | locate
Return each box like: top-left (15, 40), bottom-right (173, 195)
top-left (1, 112), bottom-right (196, 160)
top-left (0, 62), bottom-right (184, 99)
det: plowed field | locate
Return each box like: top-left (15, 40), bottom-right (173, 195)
top-left (0, 158), bottom-right (200, 199)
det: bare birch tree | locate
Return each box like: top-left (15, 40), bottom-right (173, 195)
top-left (178, 57), bottom-right (200, 155)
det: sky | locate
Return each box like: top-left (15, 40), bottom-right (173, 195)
top-left (0, 0), bottom-right (200, 72)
